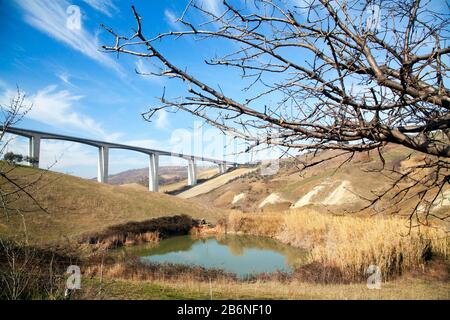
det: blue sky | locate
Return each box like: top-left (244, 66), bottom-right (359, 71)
top-left (0, 0), bottom-right (263, 178)
top-left (1, 0), bottom-right (447, 178)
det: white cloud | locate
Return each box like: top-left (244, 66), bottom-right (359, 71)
top-left (15, 0), bottom-right (122, 75)
top-left (201, 0), bottom-right (221, 16)
top-left (135, 59), bottom-right (151, 75)
top-left (57, 71), bottom-right (73, 86)
top-left (164, 9), bottom-right (177, 24)
top-left (82, 0), bottom-right (118, 17)
top-left (155, 109), bottom-right (170, 130)
top-left (164, 9), bottom-right (181, 30)
top-left (41, 140), bottom-right (98, 168)
top-left (0, 85), bottom-right (122, 141)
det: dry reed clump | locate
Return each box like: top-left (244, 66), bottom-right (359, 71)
top-left (84, 258), bottom-right (237, 282)
top-left (123, 231), bottom-right (160, 246)
top-left (225, 211), bottom-right (283, 237)
top-left (224, 209), bottom-right (448, 282)
top-left (88, 231), bottom-right (160, 250)
top-left (283, 210), bottom-right (448, 281)
top-left (83, 258), bottom-right (302, 284)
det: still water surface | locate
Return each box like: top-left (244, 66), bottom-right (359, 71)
top-left (121, 235), bottom-right (308, 278)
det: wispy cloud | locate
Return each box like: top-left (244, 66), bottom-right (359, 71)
top-left (0, 85), bottom-right (122, 141)
top-left (15, 0), bottom-right (123, 75)
top-left (155, 109), bottom-right (170, 130)
top-left (164, 9), bottom-right (181, 30)
top-left (201, 0), bottom-right (221, 16)
top-left (135, 59), bottom-right (165, 85)
top-left (82, 0), bottom-right (118, 17)
top-left (57, 71), bottom-right (73, 86)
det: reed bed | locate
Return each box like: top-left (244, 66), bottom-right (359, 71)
top-left (224, 209), bottom-right (448, 281)
top-left (226, 211), bottom-right (284, 237)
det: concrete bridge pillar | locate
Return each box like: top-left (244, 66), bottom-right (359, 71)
top-left (29, 135), bottom-right (41, 168)
top-left (148, 153), bottom-right (159, 192)
top-left (97, 145), bottom-right (109, 183)
top-left (187, 159), bottom-right (197, 186)
top-left (219, 163), bottom-right (226, 174)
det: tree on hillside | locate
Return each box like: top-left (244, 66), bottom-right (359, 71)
top-left (3, 152), bottom-right (38, 166)
top-left (3, 152), bottom-right (23, 164)
top-left (102, 0), bottom-right (449, 226)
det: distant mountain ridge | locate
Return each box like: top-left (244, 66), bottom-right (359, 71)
top-left (108, 166), bottom-right (212, 186)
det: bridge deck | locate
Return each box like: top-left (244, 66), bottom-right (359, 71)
top-left (1, 126), bottom-right (240, 165)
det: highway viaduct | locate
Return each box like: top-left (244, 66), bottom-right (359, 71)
top-left (0, 126), bottom-right (240, 192)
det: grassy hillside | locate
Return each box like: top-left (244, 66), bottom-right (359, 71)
top-left (0, 164), bottom-right (225, 244)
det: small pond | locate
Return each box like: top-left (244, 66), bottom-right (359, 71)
top-left (116, 234), bottom-right (309, 278)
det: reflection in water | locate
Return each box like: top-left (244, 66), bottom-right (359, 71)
top-left (119, 234), bottom-right (309, 278)
top-left (216, 235), bottom-right (307, 267)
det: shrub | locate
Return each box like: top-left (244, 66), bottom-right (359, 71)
top-left (0, 239), bottom-right (76, 299)
top-left (81, 215), bottom-right (193, 248)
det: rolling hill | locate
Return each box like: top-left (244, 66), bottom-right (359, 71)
top-left (0, 164), bottom-right (225, 245)
top-left (1, 143), bottom-right (448, 245)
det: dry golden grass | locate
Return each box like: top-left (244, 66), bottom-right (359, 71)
top-left (103, 231), bottom-right (160, 249)
top-left (224, 209), bottom-right (449, 281)
top-left (226, 211), bottom-right (284, 237)
top-left (149, 277), bottom-right (449, 300)
top-left (81, 264), bottom-right (450, 299)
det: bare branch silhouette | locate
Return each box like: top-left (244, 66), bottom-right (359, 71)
top-left (102, 0), bottom-right (449, 226)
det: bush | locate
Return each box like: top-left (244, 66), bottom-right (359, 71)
top-left (81, 215), bottom-right (194, 248)
top-left (0, 240), bottom-right (76, 299)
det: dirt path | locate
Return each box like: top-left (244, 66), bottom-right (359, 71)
top-left (178, 167), bottom-right (258, 199)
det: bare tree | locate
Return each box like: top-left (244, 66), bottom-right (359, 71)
top-left (0, 90), bottom-right (69, 300)
top-left (102, 0), bottom-right (449, 226)
top-left (0, 88), bottom-right (47, 222)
